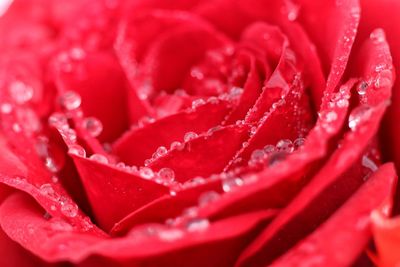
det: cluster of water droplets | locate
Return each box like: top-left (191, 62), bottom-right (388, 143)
top-left (248, 137), bottom-right (305, 167)
top-left (128, 190), bottom-right (222, 242)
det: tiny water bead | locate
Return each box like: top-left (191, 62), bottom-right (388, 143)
top-left (9, 80), bottom-right (34, 104)
top-left (68, 144), bottom-right (86, 157)
top-left (170, 141), bottom-right (183, 150)
top-left (59, 91), bottom-right (82, 110)
top-left (82, 117), bottom-right (103, 137)
top-left (158, 228), bottom-right (185, 242)
top-left (184, 132), bottom-right (198, 142)
top-left (222, 176), bottom-right (244, 193)
top-left (348, 105), bottom-right (372, 131)
top-left (293, 137), bottom-right (306, 149)
top-left (89, 153), bottom-right (108, 164)
top-left (39, 183), bottom-right (58, 200)
top-left (357, 81), bottom-right (369, 96)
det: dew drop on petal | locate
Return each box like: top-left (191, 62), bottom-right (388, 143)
top-left (348, 105), bottom-right (372, 131)
top-left (9, 80), bottom-right (34, 104)
top-left (263, 145), bottom-right (276, 155)
top-left (276, 139), bottom-right (294, 153)
top-left (89, 154), bottom-right (108, 164)
top-left (59, 91), bottom-right (81, 110)
top-left (170, 141), bottom-right (183, 150)
top-left (293, 137), bottom-right (306, 149)
top-left (39, 183), bottom-right (58, 199)
top-left (158, 228), bottom-right (184, 241)
top-left (61, 202), bottom-right (78, 218)
top-left (186, 218), bottom-right (210, 232)
top-left (45, 157), bottom-right (62, 173)
top-left (191, 99), bottom-right (206, 109)
top-left (0, 102), bottom-right (13, 114)
top-left (357, 81), bottom-right (368, 96)
top-left (139, 167), bottom-right (154, 179)
top-left (48, 112), bottom-right (68, 128)
top-left (222, 177), bottom-right (244, 192)
top-left (198, 191), bottom-right (220, 207)
top-left (158, 168), bottom-right (175, 183)
top-left (82, 117), bottom-right (103, 137)
top-left (184, 132), bottom-right (198, 142)
top-left (68, 144), bottom-right (86, 157)
top-left (155, 146), bottom-right (168, 157)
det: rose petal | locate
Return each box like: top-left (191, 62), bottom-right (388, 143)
top-left (71, 154), bottom-right (169, 231)
top-left (270, 163), bottom-right (397, 267)
top-left (0, 192), bottom-right (276, 266)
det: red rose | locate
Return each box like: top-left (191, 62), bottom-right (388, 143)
top-left (0, 0), bottom-right (399, 266)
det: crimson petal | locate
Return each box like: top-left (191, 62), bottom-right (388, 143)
top-left (270, 163), bottom-right (397, 267)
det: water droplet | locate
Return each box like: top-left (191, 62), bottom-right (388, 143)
top-left (263, 145), bottom-right (276, 155)
top-left (250, 149), bottom-right (265, 164)
top-left (60, 128), bottom-right (77, 143)
top-left (293, 137), bottom-right (306, 149)
top-left (89, 154), bottom-right (108, 164)
top-left (45, 157), bottom-right (61, 173)
top-left (158, 168), bottom-right (175, 183)
top-left (82, 117), bottom-right (103, 137)
top-left (267, 151), bottom-right (287, 166)
top-left (39, 184), bottom-right (58, 199)
top-left (61, 202), bottom-right (78, 218)
top-left (357, 81), bottom-right (368, 96)
top-left (9, 80), bottom-right (34, 104)
top-left (222, 177), bottom-right (244, 192)
top-left (158, 228), bottom-right (184, 241)
top-left (68, 144), bottom-right (86, 157)
top-left (69, 47), bottom-right (86, 60)
top-left (348, 105), bottom-right (372, 131)
top-left (184, 132), bottom-right (198, 142)
top-left (139, 167), bottom-right (154, 179)
top-left (170, 141), bottom-right (183, 150)
top-left (198, 191), bottom-right (220, 207)
top-left (48, 112), bottom-right (68, 129)
top-left (370, 29), bottom-right (385, 43)
top-left (155, 146), bottom-right (168, 158)
top-left (191, 99), bottom-right (206, 109)
top-left (362, 155), bottom-right (378, 173)
top-left (276, 139), bottom-right (294, 153)
top-left (186, 218), bottom-right (210, 232)
top-left (59, 91), bottom-right (81, 110)
top-left (0, 102), bottom-right (12, 114)
top-left (12, 123), bottom-right (21, 132)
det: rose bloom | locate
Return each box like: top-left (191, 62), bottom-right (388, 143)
top-left (1, 0), bottom-right (400, 266)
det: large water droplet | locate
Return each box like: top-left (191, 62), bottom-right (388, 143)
top-left (82, 117), bottom-right (103, 137)
top-left (48, 112), bottom-right (68, 129)
top-left (59, 91), bottom-right (81, 110)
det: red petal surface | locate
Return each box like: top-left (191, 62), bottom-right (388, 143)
top-left (0, 192), bottom-right (276, 266)
top-left (270, 163), bottom-right (397, 267)
top-left (71, 154), bottom-right (168, 231)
